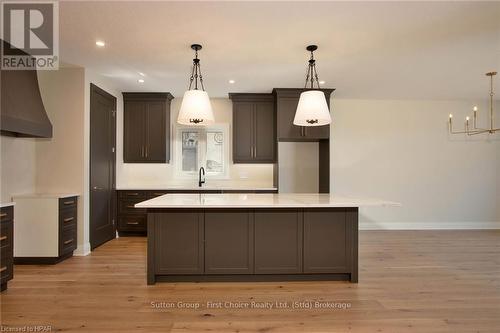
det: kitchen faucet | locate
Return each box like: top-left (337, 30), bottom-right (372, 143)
top-left (198, 167), bottom-right (205, 187)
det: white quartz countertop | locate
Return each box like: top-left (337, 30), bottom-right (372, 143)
top-left (117, 185), bottom-right (278, 191)
top-left (13, 193), bottom-right (80, 199)
top-left (0, 202), bottom-right (15, 208)
top-left (135, 193), bottom-right (400, 209)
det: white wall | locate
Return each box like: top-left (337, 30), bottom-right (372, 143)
top-left (116, 97), bottom-right (274, 188)
top-left (0, 136), bottom-right (36, 202)
top-left (37, 67), bottom-right (87, 254)
top-left (331, 99), bottom-right (500, 229)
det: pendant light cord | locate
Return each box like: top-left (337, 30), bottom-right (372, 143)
top-left (188, 49), bottom-right (205, 91)
top-left (304, 49), bottom-right (321, 89)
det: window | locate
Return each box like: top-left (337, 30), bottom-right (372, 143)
top-left (175, 125), bottom-right (229, 178)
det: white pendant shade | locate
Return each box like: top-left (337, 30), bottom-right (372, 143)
top-left (177, 90), bottom-right (215, 126)
top-left (293, 90), bottom-right (331, 126)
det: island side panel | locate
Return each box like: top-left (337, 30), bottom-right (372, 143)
top-left (349, 208), bottom-right (359, 283)
top-left (147, 212), bottom-right (156, 285)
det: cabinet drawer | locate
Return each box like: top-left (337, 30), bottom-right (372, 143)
top-left (118, 216), bottom-right (146, 231)
top-left (59, 227), bottom-right (77, 256)
top-left (0, 249), bottom-right (13, 282)
top-left (148, 191), bottom-right (169, 199)
top-left (59, 208), bottom-right (77, 230)
top-left (0, 221), bottom-right (13, 250)
top-left (59, 197), bottom-right (77, 210)
top-left (0, 206), bottom-right (13, 223)
top-left (118, 191), bottom-right (148, 199)
top-left (118, 199), bottom-right (147, 215)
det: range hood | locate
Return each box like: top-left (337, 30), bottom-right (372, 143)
top-left (0, 41), bottom-right (52, 138)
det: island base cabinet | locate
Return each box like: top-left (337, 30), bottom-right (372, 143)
top-left (147, 208), bottom-right (358, 284)
top-left (303, 209), bottom-right (350, 274)
top-left (151, 212), bottom-right (204, 275)
top-left (205, 210), bottom-right (254, 274)
top-left (254, 210), bottom-right (303, 274)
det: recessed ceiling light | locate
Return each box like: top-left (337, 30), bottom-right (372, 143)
top-left (95, 40), bottom-right (105, 47)
top-left (138, 72), bottom-right (145, 77)
top-left (229, 80), bottom-right (235, 84)
top-left (319, 80), bottom-right (325, 85)
top-left (138, 79), bottom-right (145, 83)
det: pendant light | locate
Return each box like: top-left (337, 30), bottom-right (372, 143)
top-left (177, 44), bottom-right (215, 126)
top-left (293, 45), bottom-right (331, 127)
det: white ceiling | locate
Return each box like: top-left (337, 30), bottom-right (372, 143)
top-left (59, 1), bottom-right (500, 100)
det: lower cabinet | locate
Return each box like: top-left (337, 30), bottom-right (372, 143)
top-left (1, 205), bottom-right (14, 291)
top-left (149, 208), bottom-right (358, 283)
top-left (254, 209), bottom-right (303, 274)
top-left (13, 195), bottom-right (78, 264)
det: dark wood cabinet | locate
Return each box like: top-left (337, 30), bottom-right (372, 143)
top-left (230, 93), bottom-right (276, 163)
top-left (1, 205), bottom-right (14, 292)
top-left (152, 211), bottom-right (204, 275)
top-left (303, 209), bottom-right (350, 273)
top-left (273, 88), bottom-right (334, 141)
top-left (123, 92), bottom-right (173, 163)
top-left (254, 209), bottom-right (303, 274)
top-left (205, 210), bottom-right (253, 274)
top-left (58, 198), bottom-right (78, 258)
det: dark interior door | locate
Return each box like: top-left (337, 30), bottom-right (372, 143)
top-left (90, 84), bottom-right (117, 249)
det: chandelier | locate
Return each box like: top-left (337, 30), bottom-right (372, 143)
top-left (177, 44), bottom-right (215, 126)
top-left (293, 45), bottom-right (331, 127)
top-left (449, 72), bottom-right (498, 135)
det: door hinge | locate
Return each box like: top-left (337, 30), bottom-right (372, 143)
top-left (112, 110), bottom-right (116, 117)
top-left (112, 147), bottom-right (115, 153)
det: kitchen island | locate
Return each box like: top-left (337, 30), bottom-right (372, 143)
top-left (136, 193), bottom-right (398, 285)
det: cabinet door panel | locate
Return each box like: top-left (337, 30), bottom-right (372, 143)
top-left (254, 209), bottom-right (302, 274)
top-left (124, 101), bottom-right (145, 162)
top-left (254, 102), bottom-right (276, 162)
top-left (233, 102), bottom-right (254, 162)
top-left (205, 210), bottom-right (253, 274)
top-left (154, 212), bottom-right (204, 274)
top-left (146, 101), bottom-right (167, 162)
top-left (277, 97), bottom-right (302, 140)
top-left (303, 210), bottom-right (349, 273)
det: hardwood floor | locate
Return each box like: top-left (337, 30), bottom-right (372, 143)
top-left (1, 231), bottom-right (499, 332)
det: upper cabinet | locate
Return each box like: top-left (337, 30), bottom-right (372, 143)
top-left (230, 93), bottom-right (276, 163)
top-left (123, 92), bottom-right (173, 163)
top-left (273, 88), bottom-right (334, 141)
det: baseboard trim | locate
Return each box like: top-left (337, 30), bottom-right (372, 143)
top-left (74, 242), bottom-right (91, 256)
top-left (360, 221), bottom-right (500, 230)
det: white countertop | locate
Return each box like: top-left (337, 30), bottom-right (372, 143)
top-left (13, 193), bottom-right (80, 199)
top-left (117, 185), bottom-right (278, 191)
top-left (135, 193), bottom-right (400, 209)
top-left (0, 202), bottom-right (15, 208)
